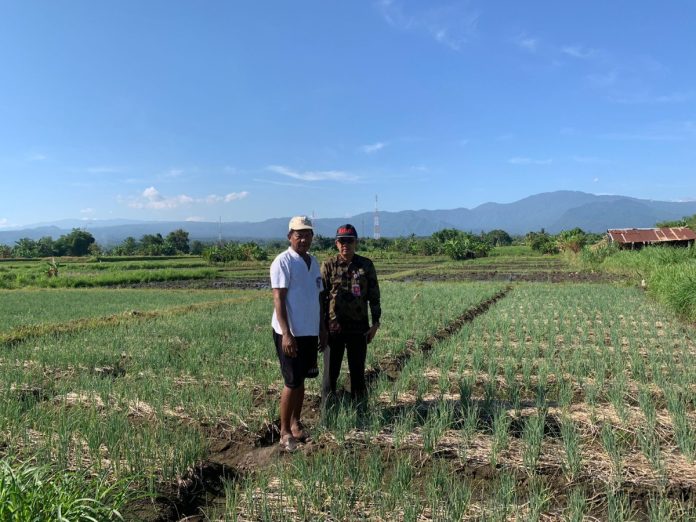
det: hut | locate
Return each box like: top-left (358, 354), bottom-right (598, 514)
top-left (607, 227), bottom-right (696, 250)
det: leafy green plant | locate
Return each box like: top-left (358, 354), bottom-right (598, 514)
top-left (0, 459), bottom-right (135, 521)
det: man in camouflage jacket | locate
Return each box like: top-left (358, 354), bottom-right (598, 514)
top-left (321, 224), bottom-right (381, 404)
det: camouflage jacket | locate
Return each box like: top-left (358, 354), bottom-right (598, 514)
top-left (321, 254), bottom-right (381, 334)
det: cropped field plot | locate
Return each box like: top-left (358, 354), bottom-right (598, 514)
top-left (0, 288), bottom-right (251, 332)
top-left (294, 283), bottom-right (696, 521)
top-left (0, 279), bottom-right (510, 520)
top-left (1, 250), bottom-right (694, 520)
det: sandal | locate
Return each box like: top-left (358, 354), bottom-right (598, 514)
top-left (279, 434), bottom-right (298, 453)
top-left (292, 422), bottom-right (311, 443)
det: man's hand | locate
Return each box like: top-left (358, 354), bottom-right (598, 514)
top-left (366, 323), bottom-right (380, 344)
top-left (282, 333), bottom-right (298, 357)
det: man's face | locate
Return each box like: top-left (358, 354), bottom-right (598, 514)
top-left (335, 236), bottom-right (357, 259)
top-left (289, 229), bottom-right (313, 254)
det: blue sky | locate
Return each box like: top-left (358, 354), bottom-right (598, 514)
top-left (1, 1), bottom-right (695, 228)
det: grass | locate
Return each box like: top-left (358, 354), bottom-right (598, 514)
top-left (579, 243), bottom-right (696, 321)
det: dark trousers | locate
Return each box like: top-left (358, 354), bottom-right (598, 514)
top-left (322, 332), bottom-right (368, 402)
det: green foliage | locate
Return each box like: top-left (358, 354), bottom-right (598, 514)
top-left (483, 229), bottom-right (513, 246)
top-left (579, 241), bottom-right (619, 268)
top-left (165, 229), bottom-right (190, 254)
top-left (0, 459), bottom-right (133, 521)
top-left (432, 229), bottom-right (491, 260)
top-left (190, 240), bottom-right (205, 255)
top-left (581, 243), bottom-right (696, 320)
top-left (139, 233), bottom-right (166, 256)
top-left (203, 241), bottom-right (268, 262)
top-left (556, 228), bottom-right (589, 253)
top-left (656, 213), bottom-right (696, 230)
top-left (525, 230), bottom-right (559, 254)
top-left (13, 238), bottom-right (39, 258)
top-left (55, 229), bottom-right (96, 256)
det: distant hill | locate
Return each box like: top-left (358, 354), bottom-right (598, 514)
top-left (3, 191), bottom-right (696, 246)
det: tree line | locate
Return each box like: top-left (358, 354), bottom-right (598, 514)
top-left (0, 228), bottom-right (201, 258)
top-left (3, 215), bottom-right (694, 260)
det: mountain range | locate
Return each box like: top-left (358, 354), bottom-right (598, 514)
top-left (3, 191), bottom-right (696, 246)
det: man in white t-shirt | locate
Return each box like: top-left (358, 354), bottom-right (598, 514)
top-left (270, 215), bottom-right (327, 451)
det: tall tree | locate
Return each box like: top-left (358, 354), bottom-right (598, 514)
top-left (140, 234), bottom-right (164, 256)
top-left (36, 236), bottom-right (56, 257)
top-left (56, 229), bottom-right (96, 256)
top-left (165, 229), bottom-right (190, 254)
top-left (13, 238), bottom-right (38, 258)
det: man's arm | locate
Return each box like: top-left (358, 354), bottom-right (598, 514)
top-left (273, 287), bottom-right (297, 357)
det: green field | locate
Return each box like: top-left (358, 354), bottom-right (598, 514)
top-left (1, 250), bottom-right (695, 520)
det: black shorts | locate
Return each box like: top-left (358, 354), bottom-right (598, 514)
top-left (273, 331), bottom-right (318, 389)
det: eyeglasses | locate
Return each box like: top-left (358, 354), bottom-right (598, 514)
top-left (337, 237), bottom-right (355, 244)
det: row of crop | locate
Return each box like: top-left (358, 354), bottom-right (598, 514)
top-left (0, 281), bottom-right (505, 518)
top-left (371, 283), bottom-right (696, 517)
top-left (218, 282), bottom-right (696, 520)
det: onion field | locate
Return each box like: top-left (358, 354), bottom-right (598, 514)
top-left (1, 252), bottom-right (695, 520)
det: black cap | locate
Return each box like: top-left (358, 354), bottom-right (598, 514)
top-left (335, 224), bottom-right (358, 239)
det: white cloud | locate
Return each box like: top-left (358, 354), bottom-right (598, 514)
top-left (377, 0), bottom-right (479, 51)
top-left (185, 216), bottom-right (205, 222)
top-left (267, 165), bottom-right (358, 182)
top-left (80, 208), bottom-right (95, 215)
top-left (27, 153), bottom-right (47, 161)
top-left (562, 45), bottom-right (596, 59)
top-left (162, 168), bottom-right (185, 178)
top-left (224, 191), bottom-right (248, 202)
top-left (508, 157), bottom-right (552, 165)
top-left (253, 178), bottom-right (314, 188)
top-left (515, 35), bottom-right (538, 53)
top-left (203, 192), bottom-right (249, 204)
top-left (0, 218), bottom-right (10, 227)
top-left (593, 177), bottom-right (600, 183)
top-left (126, 186), bottom-right (247, 210)
top-left (361, 142), bottom-right (387, 154)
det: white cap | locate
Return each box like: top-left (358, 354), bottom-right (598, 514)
top-left (288, 216), bottom-right (313, 231)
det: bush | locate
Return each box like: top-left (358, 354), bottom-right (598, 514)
top-left (526, 231), bottom-right (559, 254)
top-left (432, 230), bottom-right (491, 260)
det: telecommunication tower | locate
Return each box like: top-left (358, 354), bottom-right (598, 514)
top-left (373, 195), bottom-right (380, 240)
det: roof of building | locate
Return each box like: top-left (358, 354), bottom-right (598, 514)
top-left (607, 227), bottom-right (696, 244)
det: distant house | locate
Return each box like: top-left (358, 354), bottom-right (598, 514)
top-left (607, 227), bottom-right (696, 250)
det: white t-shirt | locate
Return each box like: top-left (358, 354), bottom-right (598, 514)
top-left (270, 247), bottom-right (323, 336)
